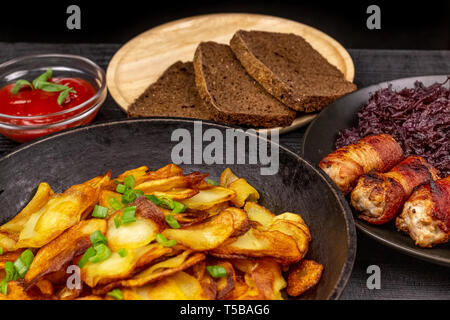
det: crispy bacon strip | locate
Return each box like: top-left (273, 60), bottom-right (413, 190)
top-left (351, 156), bottom-right (440, 224)
top-left (319, 134), bottom-right (403, 194)
top-left (396, 176), bottom-right (450, 247)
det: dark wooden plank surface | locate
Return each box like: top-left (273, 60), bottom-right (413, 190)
top-left (0, 43), bottom-right (449, 299)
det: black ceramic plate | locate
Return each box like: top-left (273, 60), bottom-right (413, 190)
top-left (301, 75), bottom-right (450, 267)
top-left (0, 118), bottom-right (356, 300)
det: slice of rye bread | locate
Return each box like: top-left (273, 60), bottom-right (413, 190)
top-left (127, 61), bottom-right (212, 120)
top-left (230, 30), bottom-right (357, 112)
top-left (193, 41), bottom-right (296, 128)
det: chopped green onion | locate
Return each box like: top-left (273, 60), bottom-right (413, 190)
top-left (109, 198), bottom-right (123, 211)
top-left (206, 265), bottom-right (227, 278)
top-left (88, 244), bottom-right (111, 263)
top-left (4, 262), bottom-right (16, 281)
top-left (172, 201), bottom-right (186, 214)
top-left (121, 206), bottom-right (137, 224)
top-left (114, 216), bottom-right (120, 228)
top-left (159, 196), bottom-right (175, 210)
top-left (117, 248), bottom-right (128, 258)
top-left (155, 234), bottom-right (177, 247)
top-left (13, 249), bottom-right (34, 278)
top-left (124, 175), bottom-right (135, 189)
top-left (11, 79), bottom-right (33, 94)
top-left (92, 205), bottom-right (109, 219)
top-left (206, 178), bottom-right (219, 186)
top-left (0, 247), bottom-right (3, 255)
top-left (78, 247), bottom-right (96, 268)
top-left (90, 230), bottom-right (107, 246)
top-left (113, 180), bottom-right (120, 184)
top-left (165, 215), bottom-right (180, 229)
top-left (0, 278), bottom-right (7, 295)
top-left (134, 190), bottom-right (144, 196)
top-left (145, 194), bottom-right (161, 205)
top-left (107, 289), bottom-right (123, 300)
top-left (121, 189), bottom-right (137, 204)
top-left (116, 184), bottom-right (127, 194)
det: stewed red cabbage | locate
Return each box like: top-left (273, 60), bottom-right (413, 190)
top-left (336, 79), bottom-right (450, 176)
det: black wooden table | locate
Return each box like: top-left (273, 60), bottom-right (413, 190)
top-left (0, 43), bottom-right (449, 299)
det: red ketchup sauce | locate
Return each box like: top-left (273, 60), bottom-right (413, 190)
top-left (0, 78), bottom-right (97, 142)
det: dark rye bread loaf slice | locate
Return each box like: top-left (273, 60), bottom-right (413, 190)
top-left (230, 30), bottom-right (357, 112)
top-left (193, 41), bottom-right (296, 128)
top-left (128, 61), bottom-right (212, 120)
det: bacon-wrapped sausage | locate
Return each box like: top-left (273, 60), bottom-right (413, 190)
top-left (396, 176), bottom-right (450, 247)
top-left (351, 156), bottom-right (440, 224)
top-left (319, 134), bottom-right (403, 194)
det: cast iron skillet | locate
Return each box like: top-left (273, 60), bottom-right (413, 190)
top-left (301, 75), bottom-right (450, 267)
top-left (0, 118), bottom-right (356, 300)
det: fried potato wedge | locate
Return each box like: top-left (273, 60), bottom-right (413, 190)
top-left (244, 202), bottom-right (275, 227)
top-left (151, 188), bottom-right (199, 201)
top-left (16, 184), bottom-right (98, 248)
top-left (228, 178), bottom-right (260, 208)
top-left (223, 207), bottom-right (250, 237)
top-left (220, 168), bottom-right (239, 188)
top-left (82, 243), bottom-right (172, 287)
top-left (107, 197), bottom-right (166, 251)
top-left (0, 183), bottom-right (53, 237)
top-left (25, 219), bottom-right (107, 286)
top-left (94, 250), bottom-right (205, 295)
top-left (124, 271), bottom-right (213, 300)
top-left (137, 164), bottom-right (183, 183)
top-left (135, 172), bottom-right (208, 194)
top-left (181, 187), bottom-right (236, 210)
top-left (115, 166), bottom-right (149, 183)
top-left (0, 232), bottom-right (17, 252)
top-left (211, 228), bottom-right (302, 264)
top-left (228, 259), bottom-right (286, 300)
top-left (0, 281), bottom-right (33, 300)
top-left (99, 190), bottom-right (123, 215)
top-left (274, 213), bottom-right (311, 241)
top-left (163, 210), bottom-right (235, 250)
top-left (287, 260), bottom-right (324, 297)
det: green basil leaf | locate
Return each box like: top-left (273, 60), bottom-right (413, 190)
top-left (35, 81), bottom-right (69, 92)
top-left (32, 68), bottom-right (52, 88)
top-left (57, 88), bottom-right (72, 105)
top-left (11, 80), bottom-right (33, 94)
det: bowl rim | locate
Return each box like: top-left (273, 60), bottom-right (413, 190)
top-left (0, 117), bottom-right (357, 300)
top-left (0, 53), bottom-right (106, 121)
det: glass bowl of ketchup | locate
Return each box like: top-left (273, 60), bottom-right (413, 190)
top-left (0, 54), bottom-right (106, 143)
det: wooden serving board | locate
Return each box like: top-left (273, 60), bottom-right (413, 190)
top-left (107, 13), bottom-right (355, 133)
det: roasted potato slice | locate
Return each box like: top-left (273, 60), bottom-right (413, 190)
top-left (268, 220), bottom-right (309, 258)
top-left (228, 178), bottom-right (260, 208)
top-left (107, 197), bottom-right (166, 251)
top-left (35, 279), bottom-right (54, 296)
top-left (274, 213), bottom-right (311, 241)
top-left (99, 190), bottom-right (123, 215)
top-left (220, 168), bottom-right (239, 188)
top-left (25, 219), bottom-right (107, 286)
top-left (0, 232), bottom-right (17, 252)
top-left (93, 250), bottom-right (205, 295)
top-left (228, 259), bottom-right (286, 300)
top-left (0, 182), bottom-right (53, 237)
top-left (244, 202), bottom-right (275, 227)
top-left (115, 166), bottom-right (149, 183)
top-left (135, 172), bottom-right (208, 194)
top-left (0, 281), bottom-right (33, 300)
top-left (162, 210), bottom-right (235, 250)
top-left (16, 184), bottom-right (98, 248)
top-left (223, 207), bottom-right (250, 237)
top-left (287, 260), bottom-right (324, 297)
top-left (136, 164), bottom-right (183, 184)
top-left (123, 271), bottom-right (213, 300)
top-left (151, 188), bottom-right (199, 201)
top-left (82, 243), bottom-right (171, 287)
top-left (211, 228), bottom-right (302, 264)
top-left (181, 187), bottom-right (235, 210)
